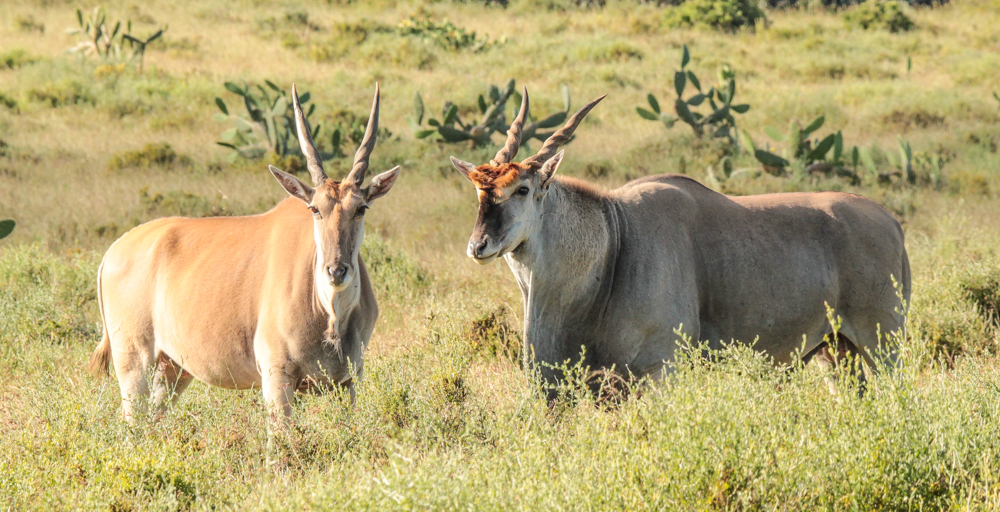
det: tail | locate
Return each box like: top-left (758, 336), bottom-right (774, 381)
top-left (88, 256), bottom-right (112, 377)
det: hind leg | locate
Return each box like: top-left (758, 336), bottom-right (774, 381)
top-left (803, 334), bottom-right (867, 395)
top-left (150, 352), bottom-right (194, 419)
top-left (113, 348), bottom-right (154, 423)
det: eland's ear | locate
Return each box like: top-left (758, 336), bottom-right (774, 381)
top-left (537, 150), bottom-right (565, 188)
top-left (366, 166), bottom-right (401, 202)
top-left (269, 165), bottom-right (315, 204)
top-left (450, 156), bottom-right (476, 183)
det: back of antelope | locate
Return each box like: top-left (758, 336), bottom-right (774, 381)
top-left (89, 84), bottom-right (400, 424)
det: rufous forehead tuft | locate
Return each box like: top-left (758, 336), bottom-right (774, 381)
top-left (468, 163), bottom-right (527, 196)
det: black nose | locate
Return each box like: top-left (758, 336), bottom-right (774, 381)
top-left (328, 264), bottom-right (349, 281)
top-left (473, 239), bottom-right (488, 257)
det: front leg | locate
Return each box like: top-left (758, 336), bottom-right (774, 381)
top-left (261, 363), bottom-right (296, 426)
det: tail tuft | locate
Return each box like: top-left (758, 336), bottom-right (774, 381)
top-left (88, 334), bottom-right (112, 377)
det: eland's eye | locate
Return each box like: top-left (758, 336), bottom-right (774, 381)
top-left (517, 186), bottom-right (530, 196)
top-left (355, 205), bottom-right (369, 218)
top-left (308, 206), bottom-right (320, 216)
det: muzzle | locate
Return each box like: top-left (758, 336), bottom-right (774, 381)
top-left (468, 235), bottom-right (500, 264)
top-left (326, 262), bottom-right (352, 288)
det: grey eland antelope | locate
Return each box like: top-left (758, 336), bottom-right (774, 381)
top-left (449, 88), bottom-right (910, 397)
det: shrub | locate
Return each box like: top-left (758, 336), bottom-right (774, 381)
top-left (843, 0), bottom-right (914, 33)
top-left (359, 38), bottom-right (437, 70)
top-left (361, 234), bottom-right (430, 300)
top-left (665, 0), bottom-right (765, 32)
top-left (948, 170), bottom-right (990, 196)
top-left (466, 306), bottom-right (521, 363)
top-left (397, 16), bottom-right (497, 51)
top-left (14, 14), bottom-right (45, 33)
top-left (266, 153), bottom-right (305, 176)
top-left (0, 49), bottom-right (38, 70)
top-left (0, 244), bottom-right (100, 350)
top-left (138, 186), bottom-right (234, 218)
top-left (575, 41), bottom-right (643, 62)
top-left (0, 92), bottom-right (17, 111)
top-left (961, 271), bottom-right (1000, 328)
top-left (882, 109), bottom-right (946, 132)
top-left (308, 20), bottom-right (375, 61)
top-left (302, 19), bottom-right (395, 63)
top-left (513, 0), bottom-right (608, 10)
top-left (369, 363), bottom-right (416, 429)
top-left (107, 143), bottom-right (189, 172)
top-left (28, 79), bottom-right (95, 107)
top-left (765, 0), bottom-right (943, 7)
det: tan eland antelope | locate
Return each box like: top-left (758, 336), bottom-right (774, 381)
top-left (450, 89), bottom-right (910, 396)
top-left (89, 84), bottom-right (400, 423)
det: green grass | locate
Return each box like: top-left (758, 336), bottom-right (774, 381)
top-left (2, 0), bottom-right (1000, 508)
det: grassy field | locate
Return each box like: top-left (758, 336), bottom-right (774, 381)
top-left (2, 0), bottom-right (1000, 509)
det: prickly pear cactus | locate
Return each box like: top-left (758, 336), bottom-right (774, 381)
top-left (0, 219), bottom-right (13, 241)
top-left (637, 45), bottom-right (749, 145)
top-left (744, 115), bottom-right (863, 184)
top-left (67, 6), bottom-right (166, 71)
top-left (214, 81), bottom-right (331, 164)
top-left (412, 80), bottom-right (573, 149)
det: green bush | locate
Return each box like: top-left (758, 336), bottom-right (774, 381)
top-left (397, 16), bottom-right (496, 51)
top-left (665, 0), bottom-right (765, 32)
top-left (253, 9), bottom-right (320, 50)
top-left (307, 19), bottom-right (387, 62)
top-left (466, 305), bottom-right (521, 363)
top-left (576, 40), bottom-right (643, 62)
top-left (961, 271), bottom-right (1000, 328)
top-left (0, 92), bottom-right (17, 111)
top-left (137, 186), bottom-right (235, 218)
top-left (14, 14), bottom-right (45, 33)
top-left (843, 0), bottom-right (914, 33)
top-left (28, 79), bottom-right (95, 107)
top-left (0, 49), bottom-right (38, 70)
top-left (107, 142), bottom-right (190, 172)
top-left (0, 244), bottom-right (99, 353)
top-left (361, 234), bottom-right (430, 300)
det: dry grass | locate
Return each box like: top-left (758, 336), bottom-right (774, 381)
top-left (2, 0), bottom-right (1000, 508)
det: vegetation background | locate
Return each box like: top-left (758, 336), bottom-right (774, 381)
top-left (2, 0), bottom-right (1000, 509)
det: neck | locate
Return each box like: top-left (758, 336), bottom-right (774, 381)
top-left (264, 197), bottom-right (359, 348)
top-left (504, 179), bottom-right (620, 362)
top-left (305, 225), bottom-right (361, 348)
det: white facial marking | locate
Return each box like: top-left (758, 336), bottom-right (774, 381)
top-left (314, 220), bottom-right (335, 318)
